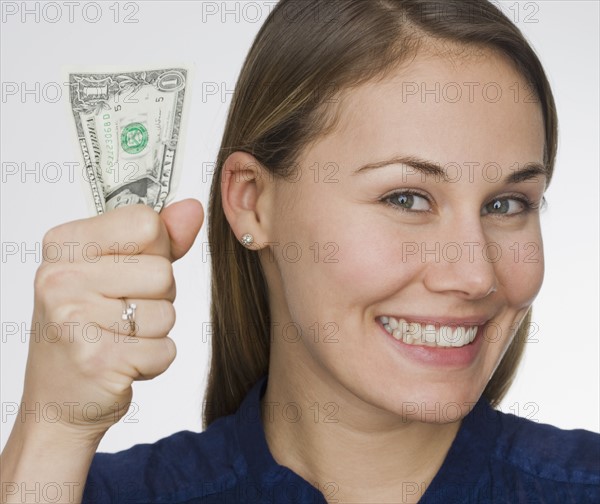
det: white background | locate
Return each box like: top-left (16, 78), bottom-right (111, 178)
top-left (1, 1), bottom-right (598, 454)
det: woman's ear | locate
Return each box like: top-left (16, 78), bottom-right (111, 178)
top-left (220, 151), bottom-right (275, 249)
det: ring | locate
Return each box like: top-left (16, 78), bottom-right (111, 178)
top-left (120, 297), bottom-right (138, 336)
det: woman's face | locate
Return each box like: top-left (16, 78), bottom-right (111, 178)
top-left (262, 47), bottom-right (546, 422)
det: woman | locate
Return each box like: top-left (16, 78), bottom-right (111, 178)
top-left (2, 0), bottom-right (598, 502)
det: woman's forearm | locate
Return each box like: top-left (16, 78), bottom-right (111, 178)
top-left (1, 413), bottom-right (102, 504)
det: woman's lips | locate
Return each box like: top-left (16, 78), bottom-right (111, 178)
top-left (376, 315), bottom-right (489, 367)
top-left (377, 315), bottom-right (488, 347)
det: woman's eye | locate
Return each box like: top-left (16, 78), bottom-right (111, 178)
top-left (482, 197), bottom-right (529, 216)
top-left (383, 191), bottom-right (431, 212)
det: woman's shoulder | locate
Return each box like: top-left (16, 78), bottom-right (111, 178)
top-left (472, 399), bottom-right (600, 500)
top-left (82, 414), bottom-right (243, 503)
top-left (427, 398), bottom-right (600, 503)
top-left (489, 404), bottom-right (600, 482)
top-left (82, 375), bottom-right (287, 503)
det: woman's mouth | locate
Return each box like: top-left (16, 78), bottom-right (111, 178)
top-left (376, 315), bottom-right (489, 367)
top-left (376, 315), bottom-right (479, 348)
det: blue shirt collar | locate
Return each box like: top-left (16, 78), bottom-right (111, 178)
top-left (234, 374), bottom-right (280, 481)
top-left (233, 373), bottom-right (499, 500)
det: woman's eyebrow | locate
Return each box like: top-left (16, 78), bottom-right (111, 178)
top-left (351, 155), bottom-right (547, 184)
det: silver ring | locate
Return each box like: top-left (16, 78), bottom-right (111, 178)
top-left (120, 298), bottom-right (138, 336)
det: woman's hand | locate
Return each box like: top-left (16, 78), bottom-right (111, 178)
top-left (1, 199), bottom-right (203, 503)
top-left (21, 198), bottom-right (204, 441)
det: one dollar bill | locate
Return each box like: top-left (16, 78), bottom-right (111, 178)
top-left (69, 68), bottom-right (188, 214)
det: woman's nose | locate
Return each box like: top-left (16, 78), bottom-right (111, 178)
top-left (420, 223), bottom-right (498, 300)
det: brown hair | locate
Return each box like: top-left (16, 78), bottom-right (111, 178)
top-left (203, 0), bottom-right (558, 428)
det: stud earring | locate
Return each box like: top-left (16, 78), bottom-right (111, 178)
top-left (240, 233), bottom-right (254, 247)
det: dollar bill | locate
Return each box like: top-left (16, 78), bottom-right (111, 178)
top-left (69, 68), bottom-right (188, 214)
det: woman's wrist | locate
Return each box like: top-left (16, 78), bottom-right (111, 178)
top-left (1, 413), bottom-right (104, 504)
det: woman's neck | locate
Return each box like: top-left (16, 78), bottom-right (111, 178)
top-left (261, 357), bottom-right (462, 503)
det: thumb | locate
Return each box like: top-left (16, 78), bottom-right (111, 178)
top-left (160, 198), bottom-right (204, 262)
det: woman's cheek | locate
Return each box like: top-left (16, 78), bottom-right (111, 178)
top-left (328, 220), bottom-right (414, 291)
top-left (495, 233), bottom-right (545, 307)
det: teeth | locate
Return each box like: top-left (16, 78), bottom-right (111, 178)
top-left (424, 324), bottom-right (437, 345)
top-left (467, 326), bottom-right (477, 343)
top-left (378, 316), bottom-right (479, 348)
top-left (438, 325), bottom-right (454, 347)
top-left (401, 320), bottom-right (410, 343)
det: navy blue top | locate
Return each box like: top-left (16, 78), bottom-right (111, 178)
top-left (82, 374), bottom-right (600, 503)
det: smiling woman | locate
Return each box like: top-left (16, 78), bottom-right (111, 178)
top-left (240, 46), bottom-right (546, 404)
top-left (1, 1), bottom-right (598, 503)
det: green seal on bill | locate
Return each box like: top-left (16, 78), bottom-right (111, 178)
top-left (121, 122), bottom-right (149, 154)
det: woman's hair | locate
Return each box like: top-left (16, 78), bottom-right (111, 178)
top-left (203, 0), bottom-right (558, 428)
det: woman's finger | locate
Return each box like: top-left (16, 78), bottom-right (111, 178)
top-left (42, 204), bottom-right (171, 261)
top-left (85, 255), bottom-right (176, 301)
top-left (106, 334), bottom-right (178, 382)
top-left (73, 297), bottom-right (177, 340)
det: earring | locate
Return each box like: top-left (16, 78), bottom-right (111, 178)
top-left (240, 233), bottom-right (254, 247)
